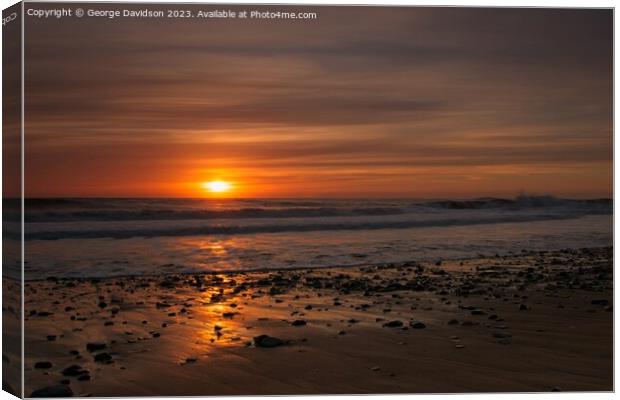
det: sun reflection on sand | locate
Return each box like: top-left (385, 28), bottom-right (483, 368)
top-left (188, 284), bottom-right (250, 349)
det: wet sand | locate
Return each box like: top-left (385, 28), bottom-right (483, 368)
top-left (20, 247), bottom-right (612, 396)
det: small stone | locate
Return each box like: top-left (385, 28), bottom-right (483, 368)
top-left (254, 335), bottom-right (284, 348)
top-left (94, 353), bottom-right (113, 363)
top-left (410, 321), bottom-right (426, 329)
top-left (30, 385), bottom-right (73, 397)
top-left (86, 342), bottom-right (106, 352)
top-left (37, 311), bottom-right (53, 317)
top-left (291, 320), bottom-right (307, 326)
top-left (34, 361), bottom-right (52, 369)
top-left (382, 320), bottom-right (403, 328)
top-left (62, 365), bottom-right (88, 377)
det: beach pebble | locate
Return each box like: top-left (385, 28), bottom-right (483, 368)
top-left (62, 365), bottom-right (88, 377)
top-left (37, 311), bottom-right (53, 317)
top-left (30, 385), bottom-right (73, 397)
top-left (86, 342), bottom-right (106, 352)
top-left (382, 320), bottom-right (403, 328)
top-left (34, 361), bottom-right (52, 369)
top-left (254, 335), bottom-right (285, 348)
top-left (94, 353), bottom-right (113, 363)
top-left (410, 321), bottom-right (426, 329)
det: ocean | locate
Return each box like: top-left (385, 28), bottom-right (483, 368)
top-left (5, 195), bottom-right (613, 280)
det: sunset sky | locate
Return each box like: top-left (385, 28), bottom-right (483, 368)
top-left (23, 6), bottom-right (612, 198)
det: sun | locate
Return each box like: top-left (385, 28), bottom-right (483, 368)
top-left (202, 180), bottom-right (232, 193)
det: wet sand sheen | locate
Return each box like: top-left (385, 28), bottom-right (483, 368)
top-left (20, 247), bottom-right (612, 396)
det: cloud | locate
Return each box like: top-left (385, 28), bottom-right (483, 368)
top-left (22, 6), bottom-right (612, 197)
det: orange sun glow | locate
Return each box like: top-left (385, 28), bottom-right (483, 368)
top-left (202, 180), bottom-right (232, 193)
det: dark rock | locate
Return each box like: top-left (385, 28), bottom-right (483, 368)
top-left (410, 321), bottom-right (426, 329)
top-left (382, 320), bottom-right (404, 328)
top-left (34, 361), bottom-right (52, 369)
top-left (62, 365), bottom-right (88, 377)
top-left (37, 311), bottom-right (53, 317)
top-left (30, 385), bottom-right (73, 397)
top-left (86, 342), bottom-right (106, 352)
top-left (291, 320), bottom-right (307, 326)
top-left (94, 353), bottom-right (112, 363)
top-left (254, 335), bottom-right (285, 348)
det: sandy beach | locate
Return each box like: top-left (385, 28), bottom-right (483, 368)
top-left (19, 246), bottom-right (612, 396)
